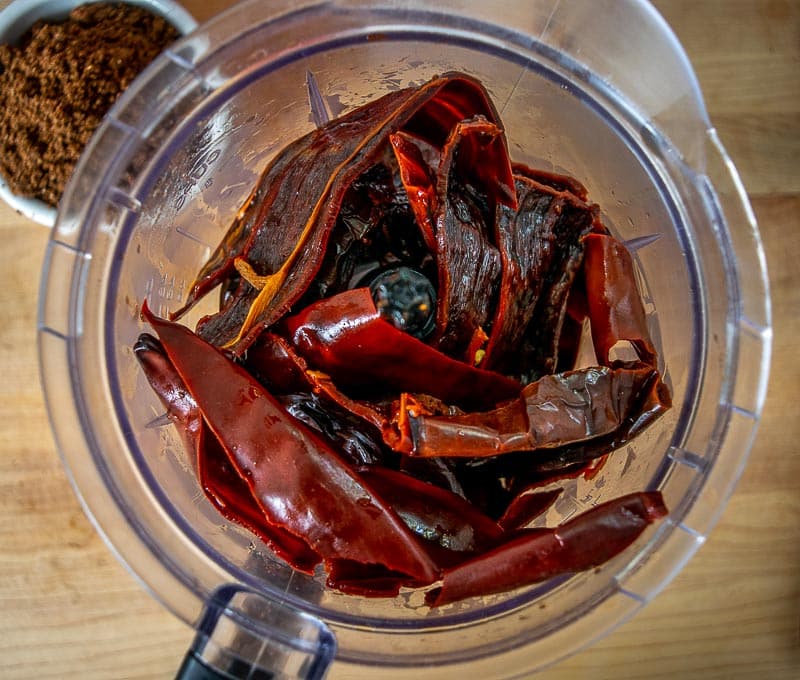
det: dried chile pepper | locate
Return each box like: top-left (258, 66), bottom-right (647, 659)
top-left (488, 174), bottom-right (597, 380)
top-left (134, 334), bottom-right (321, 571)
top-left (391, 363), bottom-right (664, 458)
top-left (195, 425), bottom-right (323, 574)
top-left (134, 333), bottom-right (201, 464)
top-left (177, 73), bottom-right (515, 353)
top-left (418, 118), bottom-right (506, 359)
top-left (426, 491), bottom-right (668, 606)
top-left (138, 72), bottom-right (673, 605)
top-left (283, 286), bottom-right (521, 410)
top-left (142, 303), bottom-right (439, 584)
top-left (528, 367), bottom-right (671, 473)
top-left (583, 232), bottom-right (657, 366)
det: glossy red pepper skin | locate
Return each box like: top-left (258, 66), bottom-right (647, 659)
top-left (427, 491), bottom-right (667, 606)
top-left (176, 73), bottom-right (516, 353)
top-left (584, 232), bottom-right (657, 366)
top-left (142, 302), bottom-right (439, 584)
top-left (139, 72), bottom-right (675, 605)
top-left (195, 425), bottom-right (322, 573)
top-left (397, 363), bottom-right (664, 457)
top-left (357, 467), bottom-right (504, 556)
top-left (134, 334), bottom-right (321, 571)
top-left (134, 333), bottom-right (202, 467)
top-left (284, 287), bottom-right (522, 411)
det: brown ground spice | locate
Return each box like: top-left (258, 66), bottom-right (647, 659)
top-left (0, 3), bottom-right (180, 207)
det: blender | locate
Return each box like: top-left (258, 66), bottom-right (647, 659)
top-left (37, 1), bottom-right (771, 677)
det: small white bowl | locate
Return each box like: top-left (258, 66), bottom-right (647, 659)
top-left (0, 0), bottom-right (197, 227)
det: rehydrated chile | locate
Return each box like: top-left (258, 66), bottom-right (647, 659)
top-left (137, 72), bottom-right (672, 605)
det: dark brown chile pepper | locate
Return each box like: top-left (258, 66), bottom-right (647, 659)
top-left (138, 72), bottom-right (673, 605)
top-left (483, 173), bottom-right (595, 379)
top-left (176, 73), bottom-right (515, 354)
top-left (418, 118), bottom-right (505, 359)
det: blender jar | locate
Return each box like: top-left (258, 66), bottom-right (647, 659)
top-left (38, 1), bottom-right (771, 678)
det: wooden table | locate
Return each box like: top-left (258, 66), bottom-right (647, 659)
top-left (1, 1), bottom-right (797, 677)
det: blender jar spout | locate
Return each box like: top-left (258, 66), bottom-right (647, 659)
top-left (176, 586), bottom-right (336, 680)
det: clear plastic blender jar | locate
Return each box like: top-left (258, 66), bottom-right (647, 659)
top-left (38, 1), bottom-right (771, 677)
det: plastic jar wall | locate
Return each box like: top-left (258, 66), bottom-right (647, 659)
top-left (38, 2), bottom-right (770, 677)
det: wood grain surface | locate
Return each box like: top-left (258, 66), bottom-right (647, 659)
top-left (0, 1), bottom-right (797, 678)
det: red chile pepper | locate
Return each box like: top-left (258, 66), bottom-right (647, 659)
top-left (426, 491), bottom-right (667, 606)
top-left (195, 425), bottom-right (322, 573)
top-left (134, 335), bottom-right (321, 571)
top-left (357, 466), bottom-right (504, 557)
top-left (134, 333), bottom-right (202, 467)
top-left (396, 363), bottom-right (663, 457)
top-left (140, 72), bottom-right (674, 605)
top-left (583, 232), bottom-right (657, 367)
top-left (177, 73), bottom-right (516, 353)
top-left (142, 302), bottom-right (439, 584)
top-left (244, 331), bottom-right (315, 395)
top-left (497, 488), bottom-right (562, 532)
top-left (283, 287), bottom-right (522, 411)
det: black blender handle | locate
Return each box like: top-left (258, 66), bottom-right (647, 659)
top-left (176, 650), bottom-right (270, 680)
top-left (176, 651), bottom-right (235, 680)
top-left (174, 585), bottom-right (335, 680)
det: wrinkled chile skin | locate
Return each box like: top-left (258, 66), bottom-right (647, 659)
top-left (142, 302), bottom-right (438, 584)
top-left (284, 287), bottom-right (522, 411)
top-left (427, 491), bottom-right (667, 606)
top-left (179, 73), bottom-right (516, 353)
top-left (138, 72), bottom-right (673, 605)
top-left (134, 335), bottom-right (322, 571)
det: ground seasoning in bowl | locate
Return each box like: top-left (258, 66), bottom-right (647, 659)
top-left (0, 3), bottom-right (181, 208)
